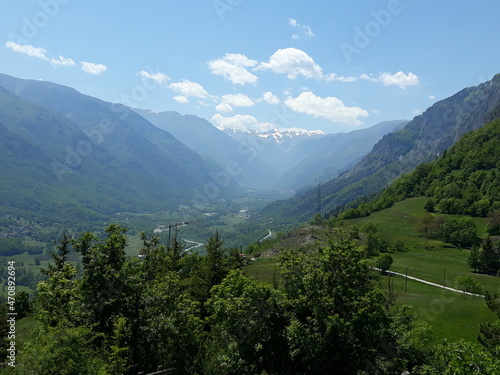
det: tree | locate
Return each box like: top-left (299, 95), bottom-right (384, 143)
top-left (361, 220), bottom-right (378, 234)
top-left (15, 324), bottom-right (107, 375)
top-left (376, 253), bottom-right (394, 274)
top-left (190, 231), bottom-right (229, 309)
top-left (439, 217), bottom-right (478, 247)
top-left (470, 238), bottom-right (500, 274)
top-left (35, 262), bottom-right (83, 328)
top-left (15, 290), bottom-right (32, 319)
top-left (203, 270), bottom-right (288, 375)
top-left (481, 238), bottom-right (500, 274)
top-left (416, 214), bottom-right (444, 238)
top-left (73, 224), bottom-right (128, 335)
top-left (468, 245), bottom-right (482, 272)
top-left (424, 198), bottom-right (436, 212)
top-left (414, 340), bottom-right (500, 375)
top-left (454, 275), bottom-right (483, 296)
top-left (279, 230), bottom-right (395, 374)
top-left (0, 304), bottom-right (9, 364)
top-left (478, 289), bottom-right (500, 355)
top-left (486, 211), bottom-right (500, 235)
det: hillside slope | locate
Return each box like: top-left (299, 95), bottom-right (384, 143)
top-left (0, 75), bottom-right (241, 228)
top-left (275, 120), bottom-right (406, 190)
top-left (349, 117), bottom-right (500, 218)
top-left (0, 74), bottom-right (230, 193)
top-left (262, 74), bottom-right (500, 222)
top-left (134, 109), bottom-right (279, 189)
top-left (0, 88), bottom-right (160, 227)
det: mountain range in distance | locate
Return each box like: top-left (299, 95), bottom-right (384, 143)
top-left (135, 107), bottom-right (405, 190)
top-left (5, 71), bottom-right (498, 232)
top-left (0, 72), bottom-right (405, 229)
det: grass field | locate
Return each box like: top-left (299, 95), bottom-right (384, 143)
top-left (241, 197), bottom-right (500, 343)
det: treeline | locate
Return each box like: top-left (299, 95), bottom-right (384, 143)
top-left (416, 214), bottom-right (479, 247)
top-left (339, 118), bottom-right (500, 220)
top-left (3, 225), bottom-right (500, 374)
top-left (0, 237), bottom-right (44, 256)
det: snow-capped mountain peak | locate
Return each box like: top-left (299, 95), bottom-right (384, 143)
top-left (217, 125), bottom-right (325, 144)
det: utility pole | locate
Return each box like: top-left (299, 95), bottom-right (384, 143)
top-left (404, 267), bottom-right (408, 294)
top-left (316, 181), bottom-right (322, 214)
top-left (167, 220), bottom-right (198, 247)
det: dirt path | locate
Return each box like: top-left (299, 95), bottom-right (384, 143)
top-left (373, 268), bottom-right (485, 298)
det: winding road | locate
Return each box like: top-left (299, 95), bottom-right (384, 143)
top-left (182, 238), bottom-right (204, 252)
top-left (259, 230), bottom-right (273, 242)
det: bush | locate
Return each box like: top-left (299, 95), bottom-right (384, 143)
top-left (455, 275), bottom-right (483, 295)
top-left (376, 253), bottom-right (393, 274)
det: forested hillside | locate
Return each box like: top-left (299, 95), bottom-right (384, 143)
top-left (0, 75), bottom-right (242, 229)
top-left (340, 117), bottom-right (500, 220)
top-left (262, 74), bottom-right (500, 222)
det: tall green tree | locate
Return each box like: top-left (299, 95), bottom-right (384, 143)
top-left (203, 270), bottom-right (288, 375)
top-left (478, 289), bottom-right (500, 356)
top-left (73, 224), bottom-right (128, 335)
top-left (279, 230), bottom-right (396, 374)
top-left (190, 231), bottom-right (229, 307)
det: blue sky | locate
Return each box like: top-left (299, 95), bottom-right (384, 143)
top-left (1, 0), bottom-right (500, 134)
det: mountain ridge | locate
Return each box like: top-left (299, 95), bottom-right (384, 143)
top-left (261, 74), bottom-right (500, 222)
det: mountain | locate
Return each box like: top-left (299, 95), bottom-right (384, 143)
top-left (344, 116), bottom-right (500, 219)
top-left (133, 109), bottom-right (280, 189)
top-left (261, 74), bottom-right (500, 222)
top-left (0, 74), bottom-right (240, 227)
top-left (219, 126), bottom-right (326, 175)
top-left (274, 120), bottom-right (406, 190)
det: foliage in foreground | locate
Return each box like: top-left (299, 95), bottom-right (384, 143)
top-left (5, 226), bottom-right (500, 374)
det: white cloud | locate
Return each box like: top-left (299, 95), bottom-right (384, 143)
top-left (173, 96), bottom-right (189, 104)
top-left (5, 41), bottom-right (48, 60)
top-left (360, 71), bottom-right (419, 89)
top-left (212, 113), bottom-right (259, 130)
top-left (81, 61), bottom-right (107, 75)
top-left (50, 55), bottom-right (75, 67)
top-left (256, 48), bottom-right (323, 80)
top-left (284, 91), bottom-right (368, 125)
top-left (260, 91), bottom-right (280, 104)
top-left (325, 73), bottom-right (358, 83)
top-left (378, 71), bottom-right (419, 88)
top-left (208, 53), bottom-right (258, 85)
top-left (429, 95), bottom-right (436, 100)
top-left (221, 93), bottom-right (254, 107)
top-left (215, 93), bottom-right (254, 113)
top-left (288, 18), bottom-right (315, 39)
top-left (138, 70), bottom-right (169, 85)
top-left (359, 73), bottom-right (378, 83)
top-left (412, 109), bottom-right (422, 116)
top-left (325, 71), bottom-right (420, 89)
top-left (169, 79), bottom-right (209, 98)
top-left (215, 102), bottom-right (233, 112)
